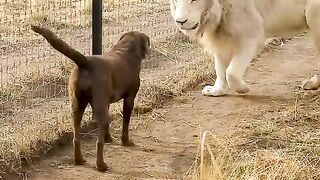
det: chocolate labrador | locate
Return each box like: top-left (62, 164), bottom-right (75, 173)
top-left (31, 25), bottom-right (150, 172)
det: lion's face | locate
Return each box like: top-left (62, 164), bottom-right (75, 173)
top-left (170, 0), bottom-right (210, 36)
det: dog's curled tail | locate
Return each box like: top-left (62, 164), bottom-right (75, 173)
top-left (31, 25), bottom-right (89, 69)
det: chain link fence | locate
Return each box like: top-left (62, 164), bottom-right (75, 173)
top-left (0, 0), bottom-right (213, 173)
top-left (0, 0), bottom-right (179, 121)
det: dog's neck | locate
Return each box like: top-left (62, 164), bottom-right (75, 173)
top-left (112, 45), bottom-right (143, 69)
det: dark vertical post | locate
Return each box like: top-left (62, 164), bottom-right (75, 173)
top-left (92, 0), bottom-right (102, 55)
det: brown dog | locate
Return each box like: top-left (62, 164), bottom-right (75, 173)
top-left (31, 25), bottom-right (150, 172)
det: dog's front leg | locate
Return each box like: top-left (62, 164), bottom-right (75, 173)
top-left (121, 94), bottom-right (136, 146)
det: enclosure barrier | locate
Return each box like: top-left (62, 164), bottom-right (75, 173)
top-left (0, 0), bottom-right (212, 173)
top-left (0, 0), bottom-right (179, 124)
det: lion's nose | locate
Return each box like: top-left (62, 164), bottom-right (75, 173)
top-left (176, 19), bottom-right (188, 25)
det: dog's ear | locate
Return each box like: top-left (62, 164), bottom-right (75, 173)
top-left (127, 34), bottom-right (149, 60)
top-left (118, 32), bottom-right (149, 61)
top-left (139, 35), bottom-right (150, 59)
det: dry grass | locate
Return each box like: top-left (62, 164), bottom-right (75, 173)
top-left (186, 92), bottom-right (320, 180)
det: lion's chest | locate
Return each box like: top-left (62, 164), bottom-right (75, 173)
top-left (199, 29), bottom-right (238, 61)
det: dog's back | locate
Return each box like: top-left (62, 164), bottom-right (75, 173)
top-left (31, 26), bottom-right (148, 103)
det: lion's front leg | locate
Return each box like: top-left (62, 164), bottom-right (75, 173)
top-left (202, 53), bottom-right (230, 96)
top-left (226, 40), bottom-right (263, 94)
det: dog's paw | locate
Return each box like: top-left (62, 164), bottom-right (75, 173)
top-left (96, 161), bottom-right (108, 172)
top-left (302, 75), bottom-right (320, 90)
top-left (74, 157), bottom-right (86, 165)
top-left (104, 134), bottom-right (113, 143)
top-left (122, 135), bottom-right (135, 146)
top-left (122, 139), bottom-right (135, 146)
top-left (201, 85), bottom-right (226, 96)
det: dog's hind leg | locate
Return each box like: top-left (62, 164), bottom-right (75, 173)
top-left (91, 100), bottom-right (109, 172)
top-left (121, 94), bottom-right (136, 146)
top-left (71, 96), bottom-right (88, 165)
top-left (104, 122), bottom-right (113, 143)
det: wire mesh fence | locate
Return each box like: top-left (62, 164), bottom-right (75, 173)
top-left (0, 0), bottom-right (180, 121)
top-left (0, 0), bottom-right (91, 120)
top-left (0, 0), bottom-right (215, 172)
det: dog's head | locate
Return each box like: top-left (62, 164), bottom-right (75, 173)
top-left (117, 31), bottom-right (150, 60)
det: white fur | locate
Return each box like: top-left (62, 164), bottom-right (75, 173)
top-left (170, 0), bottom-right (320, 96)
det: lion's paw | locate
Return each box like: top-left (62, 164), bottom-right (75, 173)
top-left (226, 74), bottom-right (250, 94)
top-left (302, 75), bottom-right (320, 90)
top-left (201, 85), bottom-right (227, 96)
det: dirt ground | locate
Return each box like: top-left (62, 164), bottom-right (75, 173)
top-left (7, 34), bottom-right (319, 180)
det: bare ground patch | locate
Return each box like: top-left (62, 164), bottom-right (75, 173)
top-left (188, 35), bottom-right (320, 180)
top-left (6, 34), bottom-right (318, 180)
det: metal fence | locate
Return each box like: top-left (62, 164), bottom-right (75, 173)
top-left (0, 0), bottom-right (180, 127)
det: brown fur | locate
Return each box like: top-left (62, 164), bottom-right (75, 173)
top-left (31, 25), bottom-right (150, 172)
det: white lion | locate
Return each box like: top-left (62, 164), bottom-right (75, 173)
top-left (170, 0), bottom-right (320, 96)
